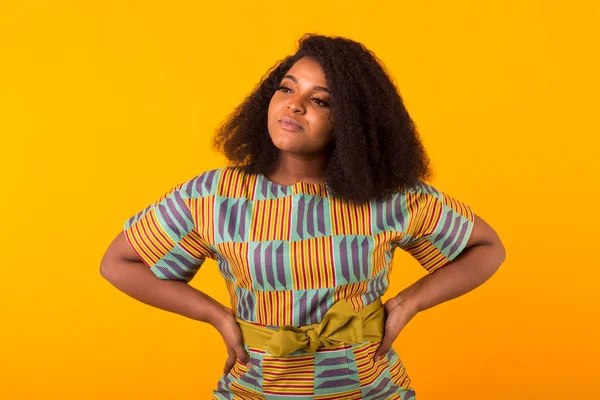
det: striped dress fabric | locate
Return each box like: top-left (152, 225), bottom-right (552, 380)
top-left (123, 166), bottom-right (475, 399)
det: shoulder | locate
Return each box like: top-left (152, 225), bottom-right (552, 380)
top-left (402, 180), bottom-right (443, 199)
top-left (177, 167), bottom-right (224, 198)
top-left (401, 180), bottom-right (474, 221)
top-left (179, 166), bottom-right (257, 199)
top-left (373, 180), bottom-right (443, 206)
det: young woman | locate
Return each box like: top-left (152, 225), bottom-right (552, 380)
top-left (100, 34), bottom-right (506, 399)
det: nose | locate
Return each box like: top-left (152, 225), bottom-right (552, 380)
top-left (287, 97), bottom-right (305, 114)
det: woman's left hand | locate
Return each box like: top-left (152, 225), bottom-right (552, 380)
top-left (373, 296), bottom-right (419, 361)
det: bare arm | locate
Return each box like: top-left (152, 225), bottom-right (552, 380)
top-left (395, 213), bottom-right (506, 314)
top-left (374, 213), bottom-right (506, 360)
top-left (99, 231), bottom-right (253, 371)
top-left (99, 231), bottom-right (228, 323)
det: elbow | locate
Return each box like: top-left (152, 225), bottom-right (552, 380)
top-left (99, 260), bottom-right (110, 279)
top-left (492, 239), bottom-right (507, 272)
top-left (497, 234), bottom-right (507, 262)
top-left (99, 262), bottom-right (111, 283)
top-left (99, 252), bottom-right (118, 282)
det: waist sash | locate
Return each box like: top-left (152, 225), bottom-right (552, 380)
top-left (235, 298), bottom-right (385, 357)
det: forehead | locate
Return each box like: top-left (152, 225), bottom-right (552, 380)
top-left (286, 57), bottom-right (327, 86)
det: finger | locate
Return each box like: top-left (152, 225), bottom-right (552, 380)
top-left (373, 329), bottom-right (396, 361)
top-left (373, 342), bottom-right (389, 362)
top-left (232, 340), bottom-right (252, 369)
top-left (223, 350), bottom-right (236, 375)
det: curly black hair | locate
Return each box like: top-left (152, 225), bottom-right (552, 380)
top-left (212, 33), bottom-right (432, 203)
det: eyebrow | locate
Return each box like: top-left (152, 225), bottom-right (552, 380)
top-left (283, 74), bottom-right (331, 94)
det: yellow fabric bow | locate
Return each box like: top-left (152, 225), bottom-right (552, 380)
top-left (236, 298), bottom-right (385, 357)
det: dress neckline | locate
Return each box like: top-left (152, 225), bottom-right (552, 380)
top-left (257, 172), bottom-right (327, 188)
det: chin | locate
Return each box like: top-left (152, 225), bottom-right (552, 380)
top-left (271, 140), bottom-right (298, 153)
top-left (269, 129), bottom-right (294, 146)
top-left (269, 137), bottom-right (304, 154)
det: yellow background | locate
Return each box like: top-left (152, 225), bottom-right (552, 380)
top-left (1, 1), bottom-right (598, 398)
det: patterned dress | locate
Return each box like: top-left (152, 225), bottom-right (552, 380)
top-left (123, 166), bottom-right (475, 399)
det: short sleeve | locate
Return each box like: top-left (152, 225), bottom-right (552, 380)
top-left (123, 179), bottom-right (214, 282)
top-left (394, 182), bottom-right (475, 274)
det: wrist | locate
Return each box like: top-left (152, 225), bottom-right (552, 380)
top-left (394, 293), bottom-right (421, 319)
top-left (206, 301), bottom-right (234, 330)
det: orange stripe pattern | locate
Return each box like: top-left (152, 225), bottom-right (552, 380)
top-left (123, 166), bottom-right (473, 398)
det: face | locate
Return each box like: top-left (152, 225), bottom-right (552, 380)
top-left (267, 57), bottom-right (334, 155)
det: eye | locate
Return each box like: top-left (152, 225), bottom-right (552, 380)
top-left (277, 85), bottom-right (292, 93)
top-left (312, 97), bottom-right (329, 107)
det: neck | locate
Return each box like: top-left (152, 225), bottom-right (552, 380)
top-left (267, 151), bottom-right (329, 185)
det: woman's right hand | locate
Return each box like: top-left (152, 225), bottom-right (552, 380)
top-left (211, 305), bottom-right (253, 375)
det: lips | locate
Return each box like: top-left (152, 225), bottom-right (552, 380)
top-left (279, 116), bottom-right (303, 131)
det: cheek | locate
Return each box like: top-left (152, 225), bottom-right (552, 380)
top-left (267, 99), bottom-right (279, 131)
top-left (268, 93), bottom-right (285, 112)
top-left (267, 98), bottom-right (275, 119)
top-left (313, 114), bottom-right (334, 138)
